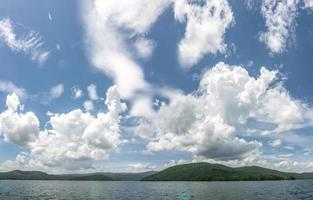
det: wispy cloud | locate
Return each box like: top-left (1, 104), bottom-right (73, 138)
top-left (0, 80), bottom-right (27, 99)
top-left (0, 18), bottom-right (50, 65)
top-left (260, 0), bottom-right (299, 54)
top-left (33, 84), bottom-right (64, 105)
top-left (82, 0), bottom-right (170, 99)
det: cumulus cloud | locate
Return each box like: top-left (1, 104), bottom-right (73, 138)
top-left (260, 0), bottom-right (299, 54)
top-left (0, 18), bottom-right (50, 65)
top-left (87, 84), bottom-right (98, 101)
top-left (0, 86), bottom-right (126, 171)
top-left (145, 93), bottom-right (261, 161)
top-left (0, 80), bottom-right (27, 99)
top-left (174, 0), bottom-right (234, 68)
top-left (134, 62), bottom-right (313, 162)
top-left (0, 93), bottom-right (39, 147)
top-left (82, 0), bottom-right (237, 118)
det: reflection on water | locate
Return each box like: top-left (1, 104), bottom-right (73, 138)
top-left (0, 180), bottom-right (313, 200)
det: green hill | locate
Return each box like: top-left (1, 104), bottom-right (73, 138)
top-left (1, 163), bottom-right (312, 181)
top-left (0, 170), bottom-right (157, 181)
top-left (142, 163), bottom-right (313, 181)
top-left (0, 170), bottom-right (113, 181)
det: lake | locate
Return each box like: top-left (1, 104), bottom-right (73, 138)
top-left (0, 180), bottom-right (313, 199)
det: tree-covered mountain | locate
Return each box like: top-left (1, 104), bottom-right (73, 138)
top-left (142, 163), bottom-right (313, 181)
top-left (1, 163), bottom-right (313, 181)
top-left (0, 170), bottom-right (157, 181)
top-left (0, 170), bottom-right (113, 181)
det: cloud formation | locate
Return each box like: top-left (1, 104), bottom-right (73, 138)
top-left (83, 100), bottom-right (94, 111)
top-left (260, 0), bottom-right (299, 54)
top-left (0, 18), bottom-right (50, 65)
top-left (82, 0), bottom-right (171, 99)
top-left (304, 0), bottom-right (313, 9)
top-left (174, 0), bottom-right (234, 68)
top-left (270, 139), bottom-right (282, 147)
top-left (135, 62), bottom-right (313, 162)
top-left (133, 38), bottom-right (156, 59)
top-left (50, 84), bottom-right (64, 99)
top-left (87, 84), bottom-right (98, 101)
top-left (0, 80), bottom-right (27, 99)
top-left (0, 93), bottom-right (39, 147)
top-left (71, 86), bottom-right (83, 99)
top-left (0, 86), bottom-right (126, 171)
top-left (39, 84), bottom-right (64, 104)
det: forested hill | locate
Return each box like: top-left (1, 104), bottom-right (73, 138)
top-left (2, 163), bottom-right (313, 181)
top-left (142, 162), bottom-right (313, 181)
top-left (0, 170), bottom-right (157, 181)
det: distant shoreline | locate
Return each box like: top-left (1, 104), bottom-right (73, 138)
top-left (1, 162), bottom-right (313, 182)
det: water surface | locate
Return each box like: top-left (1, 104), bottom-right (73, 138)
top-left (0, 180), bottom-right (313, 200)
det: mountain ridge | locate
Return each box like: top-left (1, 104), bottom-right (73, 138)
top-left (1, 163), bottom-right (313, 181)
top-left (142, 162), bottom-right (313, 181)
top-left (0, 170), bottom-right (157, 181)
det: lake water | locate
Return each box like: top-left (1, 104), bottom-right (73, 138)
top-left (0, 180), bottom-right (313, 200)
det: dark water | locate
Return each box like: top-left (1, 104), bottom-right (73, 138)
top-left (0, 180), bottom-right (313, 200)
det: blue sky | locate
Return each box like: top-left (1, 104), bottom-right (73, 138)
top-left (0, 0), bottom-right (313, 173)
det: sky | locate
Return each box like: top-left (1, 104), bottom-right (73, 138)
top-left (0, 0), bottom-right (313, 173)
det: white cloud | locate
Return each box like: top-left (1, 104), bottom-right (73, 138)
top-left (87, 84), bottom-right (98, 101)
top-left (0, 18), bottom-right (50, 65)
top-left (273, 160), bottom-right (313, 172)
top-left (146, 93), bottom-right (261, 160)
top-left (270, 139), bottom-right (282, 147)
top-left (50, 84), bottom-right (64, 99)
top-left (304, 0), bottom-right (313, 9)
top-left (0, 80), bottom-right (27, 99)
top-left (0, 93), bottom-right (40, 147)
top-left (130, 96), bottom-right (155, 118)
top-left (244, 0), bottom-right (258, 10)
top-left (163, 159), bottom-right (189, 169)
top-left (260, 0), bottom-right (299, 54)
top-left (133, 38), bottom-right (155, 59)
top-left (71, 86), bottom-right (83, 99)
top-left (82, 0), bottom-right (170, 99)
top-left (0, 86), bottom-right (126, 172)
top-left (127, 163), bottom-right (157, 172)
top-left (83, 100), bottom-right (94, 111)
top-left (5, 92), bottom-right (20, 111)
top-left (39, 84), bottom-right (64, 105)
top-left (174, 0), bottom-right (234, 68)
top-left (136, 62), bottom-right (313, 161)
